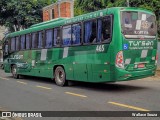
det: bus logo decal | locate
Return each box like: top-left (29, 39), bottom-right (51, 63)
top-left (13, 55), bottom-right (23, 59)
top-left (63, 47), bottom-right (69, 58)
top-left (41, 49), bottom-right (47, 61)
top-left (141, 50), bottom-right (148, 58)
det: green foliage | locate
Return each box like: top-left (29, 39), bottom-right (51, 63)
top-left (0, 0), bottom-right (50, 32)
top-left (74, 0), bottom-right (108, 16)
top-left (74, 0), bottom-right (160, 38)
top-left (1, 0), bottom-right (159, 37)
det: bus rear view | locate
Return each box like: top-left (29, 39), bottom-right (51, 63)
top-left (115, 9), bottom-right (158, 81)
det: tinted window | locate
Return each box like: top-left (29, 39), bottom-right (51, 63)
top-left (46, 29), bottom-right (53, 48)
top-left (5, 44), bottom-right (8, 55)
top-left (16, 36), bottom-right (19, 51)
top-left (121, 11), bottom-right (157, 39)
top-left (32, 32), bottom-right (37, 49)
top-left (54, 28), bottom-right (61, 46)
top-left (20, 35), bottom-right (25, 50)
top-left (38, 31), bottom-right (43, 48)
top-left (11, 37), bottom-right (16, 51)
top-left (97, 16), bottom-right (112, 43)
top-left (72, 23), bottom-right (81, 45)
top-left (62, 25), bottom-right (72, 46)
top-left (26, 34), bottom-right (30, 49)
top-left (84, 20), bottom-right (97, 44)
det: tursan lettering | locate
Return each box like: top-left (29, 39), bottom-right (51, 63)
top-left (129, 41), bottom-right (154, 47)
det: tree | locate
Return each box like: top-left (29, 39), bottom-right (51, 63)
top-left (74, 0), bottom-right (108, 16)
top-left (107, 0), bottom-right (160, 38)
top-left (0, 0), bottom-right (50, 32)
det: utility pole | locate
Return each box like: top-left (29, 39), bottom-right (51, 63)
top-left (127, 0), bottom-right (130, 7)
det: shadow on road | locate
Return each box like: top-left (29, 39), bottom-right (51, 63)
top-left (69, 81), bottom-right (148, 93)
top-left (6, 75), bottom-right (148, 93)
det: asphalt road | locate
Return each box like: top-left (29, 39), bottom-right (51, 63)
top-left (0, 69), bottom-right (160, 120)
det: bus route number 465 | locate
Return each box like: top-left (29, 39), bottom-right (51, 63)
top-left (96, 45), bottom-right (104, 52)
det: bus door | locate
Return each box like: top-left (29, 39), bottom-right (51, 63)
top-left (121, 11), bottom-right (157, 71)
top-left (33, 49), bottom-right (48, 77)
top-left (73, 52), bottom-right (88, 81)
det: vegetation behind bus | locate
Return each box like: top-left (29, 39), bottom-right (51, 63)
top-left (74, 0), bottom-right (160, 38)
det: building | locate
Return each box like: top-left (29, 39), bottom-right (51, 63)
top-left (43, 0), bottom-right (74, 21)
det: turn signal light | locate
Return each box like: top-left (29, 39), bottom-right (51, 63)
top-left (155, 53), bottom-right (158, 64)
top-left (116, 51), bottom-right (124, 69)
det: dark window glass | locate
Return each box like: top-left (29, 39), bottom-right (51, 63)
top-left (62, 25), bottom-right (71, 46)
top-left (101, 16), bottom-right (111, 42)
top-left (121, 11), bottom-right (157, 39)
top-left (54, 28), bottom-right (61, 46)
top-left (84, 20), bottom-right (97, 44)
top-left (11, 37), bottom-right (16, 51)
top-left (97, 16), bottom-right (111, 43)
top-left (52, 9), bottom-right (54, 19)
top-left (72, 23), bottom-right (81, 45)
top-left (38, 31), bottom-right (43, 48)
top-left (32, 32), bottom-right (37, 48)
top-left (20, 35), bottom-right (25, 50)
top-left (46, 29), bottom-right (53, 48)
top-left (5, 44), bottom-right (8, 55)
top-left (16, 36), bottom-right (19, 51)
top-left (26, 34), bottom-right (30, 49)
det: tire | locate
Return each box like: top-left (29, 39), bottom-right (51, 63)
top-left (11, 65), bottom-right (19, 79)
top-left (54, 66), bottom-right (68, 86)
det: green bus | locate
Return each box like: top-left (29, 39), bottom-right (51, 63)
top-left (3, 7), bottom-right (158, 86)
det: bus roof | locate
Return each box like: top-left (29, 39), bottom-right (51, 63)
top-left (7, 7), bottom-right (154, 38)
top-left (30, 17), bottom-right (69, 28)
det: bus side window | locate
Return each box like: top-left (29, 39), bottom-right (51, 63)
top-left (97, 16), bottom-right (112, 43)
top-left (72, 23), bottom-right (81, 45)
top-left (32, 32), bottom-right (37, 49)
top-left (101, 16), bottom-right (112, 42)
top-left (5, 44), bottom-right (9, 55)
top-left (54, 28), bottom-right (61, 46)
top-left (20, 35), bottom-right (26, 50)
top-left (38, 31), bottom-right (43, 48)
top-left (4, 40), bottom-right (9, 55)
top-left (84, 20), bottom-right (97, 44)
top-left (16, 36), bottom-right (19, 51)
top-left (45, 29), bottom-right (53, 48)
top-left (26, 34), bottom-right (30, 49)
top-left (62, 25), bottom-right (72, 46)
top-left (11, 37), bottom-right (16, 51)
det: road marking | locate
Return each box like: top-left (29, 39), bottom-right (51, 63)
top-left (0, 77), bottom-right (9, 81)
top-left (36, 85), bottom-right (52, 90)
top-left (108, 102), bottom-right (150, 111)
top-left (65, 92), bottom-right (87, 98)
top-left (17, 81), bottom-right (27, 85)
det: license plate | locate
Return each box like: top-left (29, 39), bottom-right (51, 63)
top-left (138, 64), bottom-right (145, 68)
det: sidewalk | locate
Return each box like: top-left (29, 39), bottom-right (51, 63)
top-left (143, 70), bottom-right (160, 80)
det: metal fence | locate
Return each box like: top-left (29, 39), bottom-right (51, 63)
top-left (158, 42), bottom-right (160, 70)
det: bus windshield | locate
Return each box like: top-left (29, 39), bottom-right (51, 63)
top-left (121, 11), bottom-right (157, 39)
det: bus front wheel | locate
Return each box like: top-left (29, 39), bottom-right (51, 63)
top-left (54, 66), bottom-right (68, 86)
top-left (11, 65), bottom-right (19, 79)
